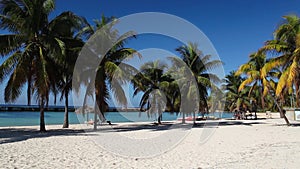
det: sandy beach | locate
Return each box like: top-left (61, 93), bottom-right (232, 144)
top-left (1, 117), bottom-right (300, 169)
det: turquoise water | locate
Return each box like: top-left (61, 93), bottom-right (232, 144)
top-left (0, 111), bottom-right (233, 127)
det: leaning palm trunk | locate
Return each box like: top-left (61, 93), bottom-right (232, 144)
top-left (273, 96), bottom-right (290, 126)
top-left (63, 90), bottom-right (69, 128)
top-left (267, 86), bottom-right (290, 126)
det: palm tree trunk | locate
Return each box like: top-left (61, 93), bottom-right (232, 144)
top-left (96, 95), bottom-right (106, 122)
top-left (182, 112), bottom-right (185, 123)
top-left (46, 97), bottom-right (49, 108)
top-left (193, 111), bottom-right (196, 124)
top-left (54, 92), bottom-right (57, 105)
top-left (40, 98), bottom-right (46, 132)
top-left (27, 77), bottom-right (31, 106)
top-left (158, 114), bottom-right (162, 124)
top-left (93, 103), bottom-right (98, 130)
top-left (83, 83), bottom-right (91, 122)
top-left (260, 94), bottom-right (265, 111)
top-left (271, 93), bottom-right (290, 126)
top-left (260, 80), bottom-right (265, 111)
top-left (62, 90), bottom-right (69, 128)
top-left (94, 86), bottom-right (107, 129)
top-left (95, 85), bottom-right (107, 123)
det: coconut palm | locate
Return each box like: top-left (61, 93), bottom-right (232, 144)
top-left (48, 12), bottom-right (86, 128)
top-left (208, 86), bottom-right (226, 118)
top-left (175, 42), bottom-right (223, 121)
top-left (167, 56), bottom-right (199, 123)
top-left (223, 71), bottom-right (250, 112)
top-left (261, 67), bottom-right (291, 125)
top-left (76, 15), bottom-right (139, 129)
top-left (163, 79), bottom-right (181, 113)
top-left (235, 52), bottom-right (267, 112)
top-left (132, 60), bottom-right (174, 124)
top-left (59, 39), bottom-right (85, 128)
top-left (0, 0), bottom-right (83, 131)
top-left (259, 14), bottom-right (300, 107)
top-left (0, 0), bottom-right (56, 106)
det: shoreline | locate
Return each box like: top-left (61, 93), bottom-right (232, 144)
top-left (0, 112), bottom-right (282, 128)
top-left (0, 116), bottom-right (295, 130)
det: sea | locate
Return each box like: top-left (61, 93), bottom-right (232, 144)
top-left (0, 111), bottom-right (233, 127)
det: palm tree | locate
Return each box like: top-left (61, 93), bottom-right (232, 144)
top-left (76, 15), bottom-right (139, 129)
top-left (208, 87), bottom-right (226, 118)
top-left (235, 52), bottom-right (267, 114)
top-left (175, 42), bottom-right (223, 122)
top-left (59, 39), bottom-right (84, 128)
top-left (167, 57), bottom-right (199, 123)
top-left (48, 12), bottom-right (86, 128)
top-left (223, 71), bottom-right (250, 112)
top-left (132, 60), bottom-right (173, 124)
top-left (163, 79), bottom-right (181, 113)
top-left (0, 0), bottom-right (83, 131)
top-left (0, 0), bottom-right (55, 106)
top-left (259, 15), bottom-right (300, 107)
top-left (261, 67), bottom-right (291, 125)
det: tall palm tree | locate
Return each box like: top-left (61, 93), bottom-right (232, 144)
top-left (235, 52), bottom-right (267, 112)
top-left (0, 0), bottom-right (56, 106)
top-left (48, 12), bottom-right (86, 128)
top-left (259, 15), bottom-right (300, 107)
top-left (0, 0), bottom-right (82, 131)
top-left (76, 15), bottom-right (139, 129)
top-left (175, 42), bottom-right (223, 122)
top-left (59, 38), bottom-right (84, 128)
top-left (132, 60), bottom-right (173, 124)
top-left (167, 57), bottom-right (199, 123)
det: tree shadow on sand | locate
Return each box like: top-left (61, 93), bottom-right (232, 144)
top-left (193, 120), bottom-right (266, 128)
top-left (272, 123), bottom-right (300, 127)
top-left (95, 122), bottom-right (191, 133)
top-left (0, 128), bottom-right (86, 144)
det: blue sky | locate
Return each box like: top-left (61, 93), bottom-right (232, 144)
top-left (1, 0), bottom-right (300, 106)
top-left (52, 0), bottom-right (300, 72)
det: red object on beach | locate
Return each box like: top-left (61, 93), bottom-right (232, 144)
top-left (177, 116), bottom-right (194, 121)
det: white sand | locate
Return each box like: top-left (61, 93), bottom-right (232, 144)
top-left (1, 118), bottom-right (300, 169)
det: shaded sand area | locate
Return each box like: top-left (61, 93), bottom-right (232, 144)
top-left (1, 118), bottom-right (300, 169)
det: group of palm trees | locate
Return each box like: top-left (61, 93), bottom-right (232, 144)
top-left (225, 14), bottom-right (300, 125)
top-left (131, 43), bottom-right (223, 124)
top-left (0, 0), bottom-right (222, 131)
top-left (1, 1), bottom-right (297, 131)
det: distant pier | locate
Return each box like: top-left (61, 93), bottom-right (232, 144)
top-left (0, 105), bottom-right (75, 112)
top-left (0, 104), bottom-right (141, 112)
